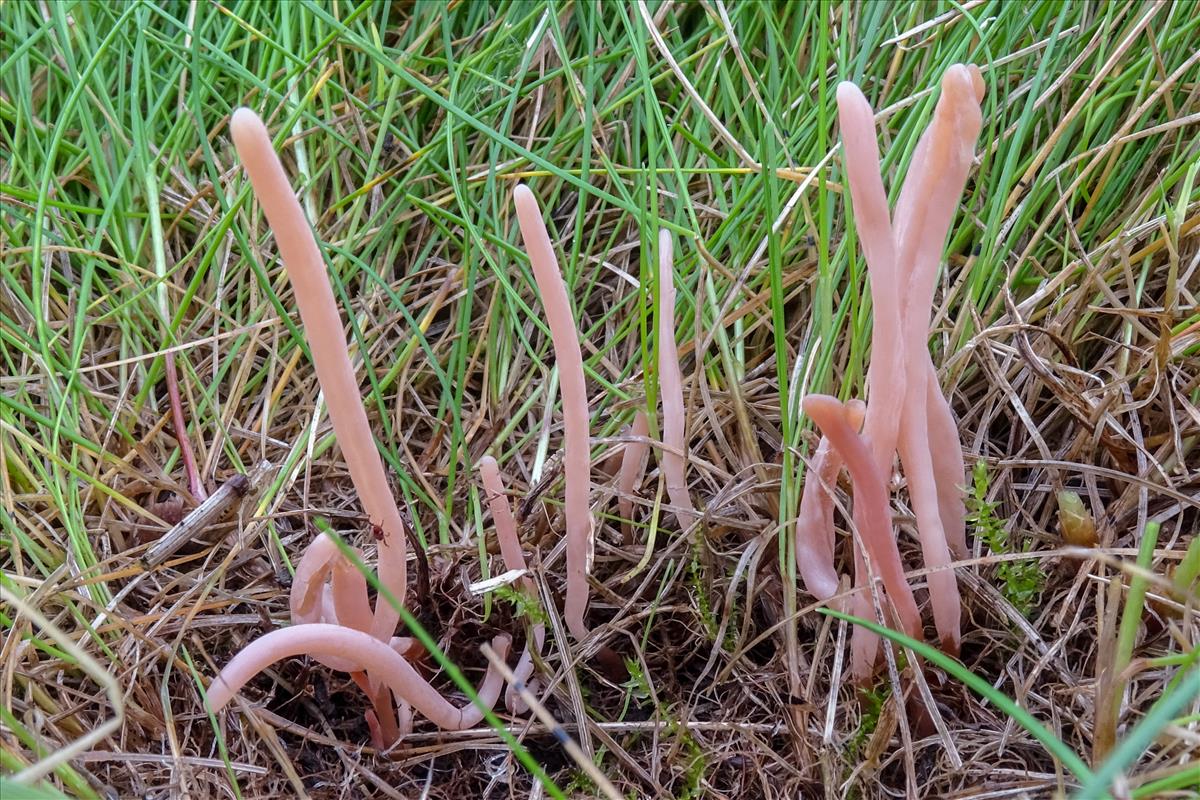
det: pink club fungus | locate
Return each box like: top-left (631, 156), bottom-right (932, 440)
top-left (479, 455), bottom-right (545, 714)
top-left (611, 231), bottom-right (697, 544)
top-left (211, 108), bottom-right (530, 746)
top-left (512, 184), bottom-right (594, 642)
top-left (207, 625), bottom-right (511, 733)
top-left (228, 108), bottom-right (410, 642)
top-left (612, 230), bottom-right (698, 540)
top-left (617, 410), bottom-right (650, 545)
top-left (656, 230), bottom-right (697, 530)
top-left (802, 395), bottom-right (921, 644)
top-left (796, 64), bottom-right (985, 677)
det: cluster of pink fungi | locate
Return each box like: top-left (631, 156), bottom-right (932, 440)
top-left (797, 64), bottom-right (984, 680)
top-left (206, 64), bottom-right (985, 745)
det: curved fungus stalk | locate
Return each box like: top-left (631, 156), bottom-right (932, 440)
top-left (289, 533), bottom-right (373, 632)
top-left (795, 402), bottom-right (864, 602)
top-left (207, 624), bottom-right (511, 732)
top-left (795, 441), bottom-right (842, 601)
top-left (803, 395), bottom-right (922, 643)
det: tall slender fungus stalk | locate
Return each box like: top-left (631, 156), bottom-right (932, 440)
top-left (230, 108), bottom-right (408, 639)
top-left (890, 66), bottom-right (982, 654)
top-left (513, 185), bottom-right (593, 641)
top-left (657, 230), bottom-right (696, 530)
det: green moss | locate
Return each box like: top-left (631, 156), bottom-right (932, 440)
top-left (967, 461), bottom-right (1044, 617)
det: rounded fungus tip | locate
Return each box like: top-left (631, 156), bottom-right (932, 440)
top-left (835, 81), bottom-right (858, 99)
top-left (967, 65), bottom-right (985, 102)
top-left (229, 107), bottom-right (263, 138)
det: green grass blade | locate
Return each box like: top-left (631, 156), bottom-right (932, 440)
top-left (819, 607), bottom-right (1094, 783)
top-left (1080, 664), bottom-right (1200, 800)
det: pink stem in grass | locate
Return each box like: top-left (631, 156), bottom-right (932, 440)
top-left (844, 400), bottom-right (873, 676)
top-left (836, 83), bottom-right (907, 474)
top-left (834, 84), bottom-right (913, 674)
top-left (478, 458), bottom-right (529, 591)
top-left (798, 403), bottom-right (886, 680)
top-left (230, 109), bottom-right (408, 640)
top-left (893, 67), bottom-right (983, 324)
top-left (512, 185), bottom-right (592, 642)
top-left (894, 68), bottom-right (983, 567)
top-left (207, 624), bottom-right (511, 731)
top-left (794, 400), bottom-right (865, 602)
top-left (897, 395), bottom-right (962, 652)
top-left (656, 231), bottom-right (696, 530)
top-left (617, 410), bottom-right (650, 545)
top-left (289, 534), bottom-right (373, 633)
top-left (289, 533), bottom-right (403, 737)
top-left (802, 395), bottom-right (922, 643)
top-left (164, 351), bottom-right (206, 501)
top-left (479, 456), bottom-right (545, 714)
top-left (924, 366), bottom-right (968, 560)
top-left (848, 542), bottom-right (879, 681)
top-left (889, 67), bottom-right (983, 652)
top-left (795, 441), bottom-right (842, 601)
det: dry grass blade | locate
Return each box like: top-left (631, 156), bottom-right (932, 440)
top-left (2, 586), bottom-right (125, 785)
